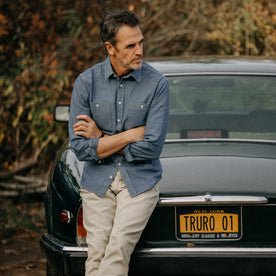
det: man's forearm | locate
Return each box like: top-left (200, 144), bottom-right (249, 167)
top-left (97, 127), bottom-right (145, 159)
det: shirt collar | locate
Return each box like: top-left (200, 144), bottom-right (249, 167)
top-left (104, 56), bottom-right (141, 83)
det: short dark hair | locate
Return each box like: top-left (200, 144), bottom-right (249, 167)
top-left (100, 9), bottom-right (141, 47)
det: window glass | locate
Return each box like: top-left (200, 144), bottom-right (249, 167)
top-left (166, 75), bottom-right (276, 141)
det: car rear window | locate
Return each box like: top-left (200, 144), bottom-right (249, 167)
top-left (166, 75), bottom-right (276, 141)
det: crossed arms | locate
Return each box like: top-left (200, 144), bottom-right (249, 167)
top-left (73, 115), bottom-right (145, 159)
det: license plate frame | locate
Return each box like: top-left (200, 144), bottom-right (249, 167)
top-left (176, 206), bottom-right (242, 241)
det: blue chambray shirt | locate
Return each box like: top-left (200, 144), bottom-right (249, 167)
top-left (68, 56), bottom-right (169, 197)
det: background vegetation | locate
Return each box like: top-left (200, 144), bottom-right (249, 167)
top-left (0, 0), bottom-right (276, 190)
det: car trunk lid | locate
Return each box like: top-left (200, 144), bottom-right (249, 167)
top-left (159, 154), bottom-right (276, 196)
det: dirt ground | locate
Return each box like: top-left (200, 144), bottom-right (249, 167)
top-left (0, 196), bottom-right (47, 276)
top-left (0, 231), bottom-right (46, 276)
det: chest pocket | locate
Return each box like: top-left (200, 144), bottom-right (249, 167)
top-left (125, 103), bottom-right (150, 129)
top-left (90, 102), bottom-right (114, 131)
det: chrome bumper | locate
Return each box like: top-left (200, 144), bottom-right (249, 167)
top-left (136, 247), bottom-right (276, 258)
top-left (40, 233), bottom-right (276, 276)
top-left (41, 233), bottom-right (276, 259)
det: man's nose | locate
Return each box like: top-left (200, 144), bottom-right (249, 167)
top-left (135, 44), bottom-right (143, 56)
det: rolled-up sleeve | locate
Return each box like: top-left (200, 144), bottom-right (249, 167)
top-left (68, 71), bottom-right (100, 162)
top-left (123, 77), bottom-right (169, 162)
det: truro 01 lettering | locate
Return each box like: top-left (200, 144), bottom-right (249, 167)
top-left (179, 213), bottom-right (239, 233)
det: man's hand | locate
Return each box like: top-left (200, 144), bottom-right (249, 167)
top-left (73, 115), bottom-right (102, 139)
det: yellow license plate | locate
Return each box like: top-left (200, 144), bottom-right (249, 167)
top-left (176, 206), bottom-right (241, 240)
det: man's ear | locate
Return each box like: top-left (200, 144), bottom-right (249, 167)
top-left (105, 42), bottom-right (115, 56)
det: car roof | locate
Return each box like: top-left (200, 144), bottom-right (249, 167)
top-left (146, 56), bottom-right (276, 75)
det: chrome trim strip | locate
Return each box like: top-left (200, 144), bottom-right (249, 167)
top-left (164, 72), bottom-right (276, 76)
top-left (165, 138), bottom-right (276, 144)
top-left (62, 245), bottom-right (88, 252)
top-left (136, 247), bottom-right (276, 258)
top-left (159, 195), bottom-right (268, 205)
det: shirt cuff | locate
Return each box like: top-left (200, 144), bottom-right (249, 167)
top-left (86, 138), bottom-right (101, 160)
top-left (123, 144), bottom-right (134, 162)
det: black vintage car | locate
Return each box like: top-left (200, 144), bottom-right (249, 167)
top-left (40, 57), bottom-right (276, 276)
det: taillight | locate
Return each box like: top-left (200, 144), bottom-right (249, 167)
top-left (77, 205), bottom-right (87, 245)
top-left (60, 210), bottom-right (71, 223)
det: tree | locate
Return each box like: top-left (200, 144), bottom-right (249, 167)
top-left (0, 0), bottom-right (275, 195)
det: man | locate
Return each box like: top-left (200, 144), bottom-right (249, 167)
top-left (69, 9), bottom-right (169, 276)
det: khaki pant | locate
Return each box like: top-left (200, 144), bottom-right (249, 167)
top-left (81, 171), bottom-right (159, 276)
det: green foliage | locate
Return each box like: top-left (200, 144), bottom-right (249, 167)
top-left (140, 0), bottom-right (276, 56)
top-left (0, 0), bottom-right (107, 172)
top-left (0, 0), bottom-right (275, 174)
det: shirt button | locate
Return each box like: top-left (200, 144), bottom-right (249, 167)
top-left (118, 163), bottom-right (121, 166)
top-left (118, 101), bottom-right (122, 105)
top-left (109, 176), bottom-right (113, 179)
top-left (117, 118), bottom-right (121, 122)
top-left (98, 160), bottom-right (102, 164)
top-left (141, 105), bottom-right (144, 109)
top-left (96, 104), bottom-right (99, 107)
top-left (120, 84), bottom-right (123, 88)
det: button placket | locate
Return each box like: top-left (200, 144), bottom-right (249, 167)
top-left (116, 81), bottom-right (124, 130)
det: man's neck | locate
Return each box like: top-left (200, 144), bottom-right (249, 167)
top-left (109, 57), bottom-right (131, 78)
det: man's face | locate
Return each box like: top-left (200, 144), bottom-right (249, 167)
top-left (106, 25), bottom-right (144, 77)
